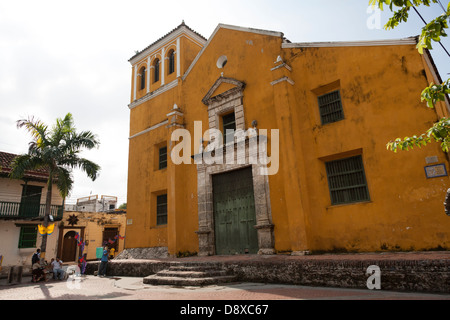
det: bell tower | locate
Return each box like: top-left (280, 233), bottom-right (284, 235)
top-left (128, 21), bottom-right (207, 107)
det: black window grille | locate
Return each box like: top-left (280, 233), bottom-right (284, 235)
top-left (325, 155), bottom-right (370, 205)
top-left (159, 146), bottom-right (167, 170)
top-left (156, 194), bottom-right (167, 226)
top-left (318, 90), bottom-right (344, 125)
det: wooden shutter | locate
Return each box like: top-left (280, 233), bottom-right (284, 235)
top-left (18, 225), bottom-right (37, 248)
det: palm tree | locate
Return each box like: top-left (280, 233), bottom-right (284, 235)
top-left (9, 113), bottom-right (100, 261)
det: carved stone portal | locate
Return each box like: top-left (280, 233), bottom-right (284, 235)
top-left (195, 76), bottom-right (275, 256)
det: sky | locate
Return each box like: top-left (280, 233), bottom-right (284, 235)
top-left (0, 0), bottom-right (449, 206)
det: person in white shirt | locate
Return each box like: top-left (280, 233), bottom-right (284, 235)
top-left (51, 257), bottom-right (65, 280)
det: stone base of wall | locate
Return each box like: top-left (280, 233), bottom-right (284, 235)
top-left (86, 260), bottom-right (175, 277)
top-left (115, 247), bottom-right (169, 260)
top-left (85, 253), bottom-right (450, 294)
top-left (221, 259), bottom-right (450, 294)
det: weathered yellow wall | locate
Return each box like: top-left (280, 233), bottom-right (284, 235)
top-left (285, 44), bottom-right (450, 252)
top-left (127, 112), bottom-right (170, 248)
top-left (179, 28), bottom-right (290, 254)
top-left (126, 25), bottom-right (450, 255)
top-left (126, 31), bottom-right (205, 252)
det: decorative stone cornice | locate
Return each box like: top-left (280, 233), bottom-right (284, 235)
top-left (282, 37), bottom-right (418, 49)
top-left (166, 104), bottom-right (185, 129)
top-left (128, 120), bottom-right (169, 140)
top-left (128, 79), bottom-right (178, 110)
top-left (270, 62), bottom-right (292, 72)
top-left (201, 76), bottom-right (245, 105)
top-left (270, 76), bottom-right (295, 86)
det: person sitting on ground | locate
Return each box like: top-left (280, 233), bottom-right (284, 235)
top-left (32, 260), bottom-right (47, 283)
top-left (51, 257), bottom-right (65, 280)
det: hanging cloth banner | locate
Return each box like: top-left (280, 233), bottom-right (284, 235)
top-left (103, 234), bottom-right (125, 246)
top-left (74, 232), bottom-right (85, 256)
top-left (78, 254), bottom-right (87, 274)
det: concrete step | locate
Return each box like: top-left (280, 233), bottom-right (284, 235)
top-left (143, 274), bottom-right (237, 287)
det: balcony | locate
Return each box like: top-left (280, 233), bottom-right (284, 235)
top-left (0, 201), bottom-right (63, 221)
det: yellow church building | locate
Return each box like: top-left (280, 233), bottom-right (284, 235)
top-left (125, 22), bottom-right (450, 257)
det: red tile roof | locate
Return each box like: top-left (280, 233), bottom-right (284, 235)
top-left (0, 151), bottom-right (50, 181)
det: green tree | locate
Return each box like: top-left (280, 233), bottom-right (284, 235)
top-left (9, 113), bottom-right (101, 261)
top-left (118, 203), bottom-right (127, 209)
top-left (369, 0), bottom-right (450, 152)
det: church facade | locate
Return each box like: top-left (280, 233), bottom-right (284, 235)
top-left (125, 22), bottom-right (450, 257)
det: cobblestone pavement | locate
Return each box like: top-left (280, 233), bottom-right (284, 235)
top-left (1, 275), bottom-right (449, 301)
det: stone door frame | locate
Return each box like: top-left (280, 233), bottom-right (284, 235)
top-left (196, 76), bottom-right (275, 256)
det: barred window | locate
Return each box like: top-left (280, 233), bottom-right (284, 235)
top-left (156, 194), bottom-right (167, 226)
top-left (318, 90), bottom-right (344, 125)
top-left (159, 146), bottom-right (167, 170)
top-left (325, 155), bottom-right (370, 205)
top-left (18, 225), bottom-right (37, 249)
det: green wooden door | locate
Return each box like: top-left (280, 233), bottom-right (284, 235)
top-left (20, 185), bottom-right (42, 218)
top-left (213, 167), bottom-right (258, 255)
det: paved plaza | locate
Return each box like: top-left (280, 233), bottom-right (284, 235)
top-left (1, 274), bottom-right (449, 301)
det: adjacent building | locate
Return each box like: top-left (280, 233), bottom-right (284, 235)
top-left (0, 150), bottom-right (127, 274)
top-left (58, 209), bottom-right (126, 262)
top-left (65, 195), bottom-right (118, 213)
top-left (0, 151), bottom-right (64, 268)
top-left (125, 22), bottom-right (450, 257)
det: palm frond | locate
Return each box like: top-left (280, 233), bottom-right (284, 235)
top-left (78, 158), bottom-right (101, 181)
top-left (15, 113), bottom-right (101, 198)
top-left (8, 154), bottom-right (47, 179)
top-left (66, 130), bottom-right (100, 151)
top-left (55, 166), bottom-right (74, 198)
top-left (16, 116), bottom-right (49, 147)
top-left (51, 113), bottom-right (75, 146)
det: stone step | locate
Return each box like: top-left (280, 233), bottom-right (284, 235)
top-left (143, 263), bottom-right (237, 287)
top-left (168, 265), bottom-right (219, 272)
top-left (157, 269), bottom-right (227, 278)
top-left (143, 274), bottom-right (237, 287)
